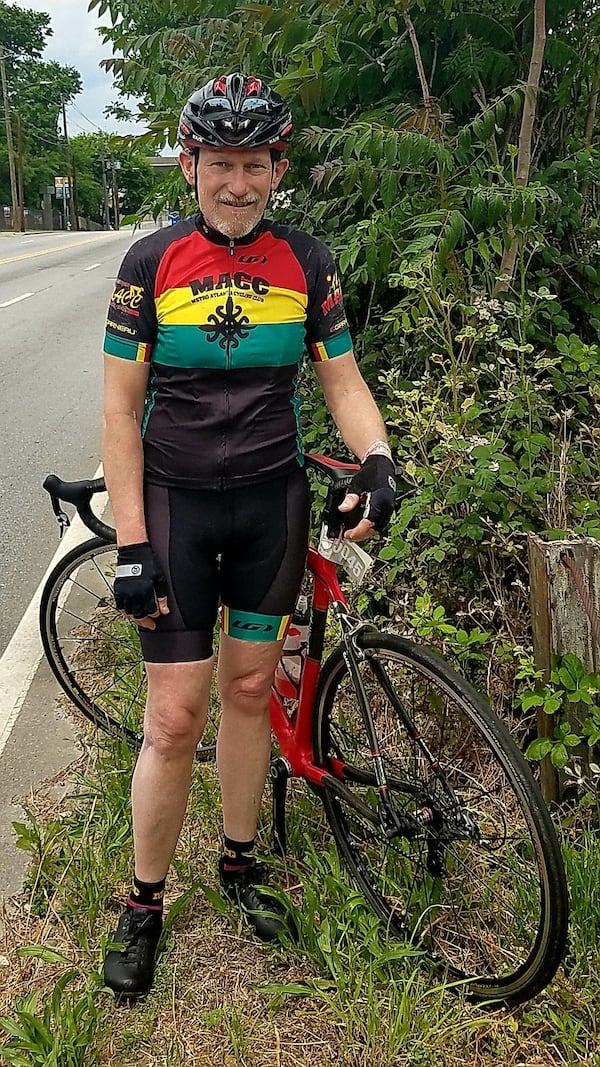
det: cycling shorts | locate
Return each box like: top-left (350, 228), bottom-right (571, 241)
top-left (139, 468), bottom-right (311, 663)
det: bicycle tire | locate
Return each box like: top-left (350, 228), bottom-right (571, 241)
top-left (40, 538), bottom-right (217, 761)
top-left (314, 630), bottom-right (568, 1006)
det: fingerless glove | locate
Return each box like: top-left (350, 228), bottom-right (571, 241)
top-left (114, 542), bottom-right (167, 620)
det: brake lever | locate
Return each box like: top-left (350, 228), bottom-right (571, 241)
top-left (49, 494), bottom-right (71, 538)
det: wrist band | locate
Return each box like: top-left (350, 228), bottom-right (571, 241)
top-left (361, 440), bottom-right (392, 464)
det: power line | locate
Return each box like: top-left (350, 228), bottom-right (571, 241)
top-left (70, 102), bottom-right (104, 131)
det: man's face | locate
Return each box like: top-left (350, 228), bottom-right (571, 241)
top-left (179, 146), bottom-right (289, 239)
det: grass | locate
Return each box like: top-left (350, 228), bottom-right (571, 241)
top-left (1, 716), bottom-right (599, 1067)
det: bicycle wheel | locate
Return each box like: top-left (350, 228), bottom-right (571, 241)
top-left (40, 538), bottom-right (217, 760)
top-left (314, 631), bottom-right (568, 1006)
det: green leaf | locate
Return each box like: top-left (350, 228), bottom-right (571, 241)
top-left (564, 733), bottom-right (581, 748)
top-left (550, 743), bottom-right (569, 769)
top-left (558, 667), bottom-right (577, 690)
top-left (520, 691), bottom-right (544, 711)
top-left (380, 170), bottom-right (397, 211)
top-left (17, 945), bottom-right (71, 964)
top-left (525, 737), bottom-right (553, 760)
top-left (543, 693), bottom-right (563, 715)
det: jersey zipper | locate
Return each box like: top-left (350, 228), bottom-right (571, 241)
top-left (221, 236), bottom-right (236, 487)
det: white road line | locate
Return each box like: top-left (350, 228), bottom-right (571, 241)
top-left (84, 263), bottom-right (101, 271)
top-left (0, 463), bottom-right (106, 759)
top-left (0, 293), bottom-right (34, 308)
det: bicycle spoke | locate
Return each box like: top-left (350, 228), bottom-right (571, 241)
top-left (315, 633), bottom-right (566, 1003)
top-left (42, 541), bottom-right (218, 761)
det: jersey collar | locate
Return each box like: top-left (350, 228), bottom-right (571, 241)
top-left (195, 212), bottom-right (267, 246)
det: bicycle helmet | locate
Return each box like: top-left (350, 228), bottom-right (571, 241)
top-left (178, 73), bottom-right (293, 152)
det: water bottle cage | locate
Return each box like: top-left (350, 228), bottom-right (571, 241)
top-left (277, 643), bottom-right (308, 685)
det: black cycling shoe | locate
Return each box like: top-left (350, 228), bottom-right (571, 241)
top-left (218, 859), bottom-right (287, 942)
top-left (103, 904), bottom-right (163, 998)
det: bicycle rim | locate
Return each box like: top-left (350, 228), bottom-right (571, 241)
top-left (40, 538), bottom-right (217, 760)
top-left (314, 631), bottom-right (568, 1006)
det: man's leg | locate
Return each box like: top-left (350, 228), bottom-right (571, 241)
top-left (132, 658), bottom-right (214, 880)
top-left (215, 633), bottom-right (287, 939)
top-left (216, 634), bottom-right (283, 840)
top-left (104, 657), bottom-right (213, 997)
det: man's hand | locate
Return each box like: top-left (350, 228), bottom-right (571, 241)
top-left (338, 454), bottom-right (396, 542)
top-left (114, 542), bottom-right (170, 630)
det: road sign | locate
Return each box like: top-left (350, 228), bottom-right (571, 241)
top-left (54, 176), bottom-right (70, 199)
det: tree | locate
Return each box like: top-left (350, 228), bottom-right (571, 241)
top-left (70, 132), bottom-right (156, 223)
top-left (0, 2), bottom-right (81, 211)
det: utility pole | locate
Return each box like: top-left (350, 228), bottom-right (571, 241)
top-left (110, 158), bottom-right (121, 230)
top-left (101, 157), bottom-right (111, 229)
top-left (0, 43), bottom-right (19, 232)
top-left (62, 102), bottom-right (78, 231)
top-left (16, 113), bottom-right (25, 232)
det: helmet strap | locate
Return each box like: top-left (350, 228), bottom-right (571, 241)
top-left (193, 150), bottom-right (200, 205)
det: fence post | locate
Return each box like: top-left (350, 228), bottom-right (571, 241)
top-left (527, 534), bottom-right (600, 802)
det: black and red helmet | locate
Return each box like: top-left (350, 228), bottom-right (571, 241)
top-left (178, 73), bottom-right (293, 151)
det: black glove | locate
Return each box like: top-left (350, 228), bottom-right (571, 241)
top-left (114, 542), bottom-right (167, 620)
top-left (343, 454), bottom-right (396, 534)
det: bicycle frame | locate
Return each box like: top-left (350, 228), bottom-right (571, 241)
top-left (269, 545), bottom-right (346, 787)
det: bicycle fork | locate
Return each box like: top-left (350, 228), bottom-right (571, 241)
top-left (340, 626), bottom-right (419, 843)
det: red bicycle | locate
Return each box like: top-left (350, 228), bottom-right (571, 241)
top-left (40, 454), bottom-right (568, 1007)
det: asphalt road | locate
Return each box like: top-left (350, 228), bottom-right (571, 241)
top-left (0, 226), bottom-right (153, 656)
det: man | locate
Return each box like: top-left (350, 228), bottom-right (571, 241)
top-left (102, 72), bottom-right (395, 998)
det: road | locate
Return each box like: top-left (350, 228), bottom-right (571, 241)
top-left (0, 225), bottom-right (163, 900)
top-left (0, 227), bottom-right (150, 656)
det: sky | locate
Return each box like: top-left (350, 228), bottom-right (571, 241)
top-left (11, 0), bottom-right (145, 138)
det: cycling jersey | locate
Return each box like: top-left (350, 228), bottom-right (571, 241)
top-left (104, 214), bottom-right (352, 490)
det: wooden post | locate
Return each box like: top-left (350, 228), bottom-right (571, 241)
top-left (528, 534), bottom-right (600, 801)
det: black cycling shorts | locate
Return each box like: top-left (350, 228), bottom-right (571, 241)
top-left (139, 467), bottom-right (311, 663)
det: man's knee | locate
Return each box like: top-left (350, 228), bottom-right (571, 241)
top-left (143, 704), bottom-right (203, 758)
top-left (218, 668), bottom-right (273, 711)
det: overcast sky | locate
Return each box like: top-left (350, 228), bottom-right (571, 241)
top-left (11, 0), bottom-right (145, 138)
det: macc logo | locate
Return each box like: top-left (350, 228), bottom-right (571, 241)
top-left (321, 270), bottom-right (343, 317)
top-left (131, 564), bottom-right (142, 575)
top-left (190, 272), bottom-right (270, 297)
top-left (110, 281), bottom-right (144, 311)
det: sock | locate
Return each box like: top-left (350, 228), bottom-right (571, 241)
top-left (128, 874), bottom-right (166, 912)
top-left (221, 835), bottom-right (256, 875)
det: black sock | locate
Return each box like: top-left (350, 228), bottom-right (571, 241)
top-left (221, 835), bottom-right (256, 875)
top-left (128, 874), bottom-right (166, 911)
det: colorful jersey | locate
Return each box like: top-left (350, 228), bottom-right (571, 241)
top-left (104, 214), bottom-right (352, 489)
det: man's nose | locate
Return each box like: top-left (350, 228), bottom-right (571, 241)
top-left (227, 169), bottom-right (251, 196)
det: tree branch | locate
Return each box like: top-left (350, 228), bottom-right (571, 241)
top-left (496, 0), bottom-right (547, 293)
top-left (403, 12), bottom-right (432, 111)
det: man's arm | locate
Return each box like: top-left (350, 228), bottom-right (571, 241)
top-left (103, 354), bottom-right (169, 629)
top-left (102, 353), bottom-right (150, 547)
top-left (314, 350), bottom-right (388, 458)
top-left (314, 350), bottom-right (393, 542)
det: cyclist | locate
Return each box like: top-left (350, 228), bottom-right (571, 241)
top-left (102, 72), bottom-right (396, 998)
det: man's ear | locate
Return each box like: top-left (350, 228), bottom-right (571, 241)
top-left (179, 149), bottom-right (196, 187)
top-left (271, 157), bottom-right (290, 189)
